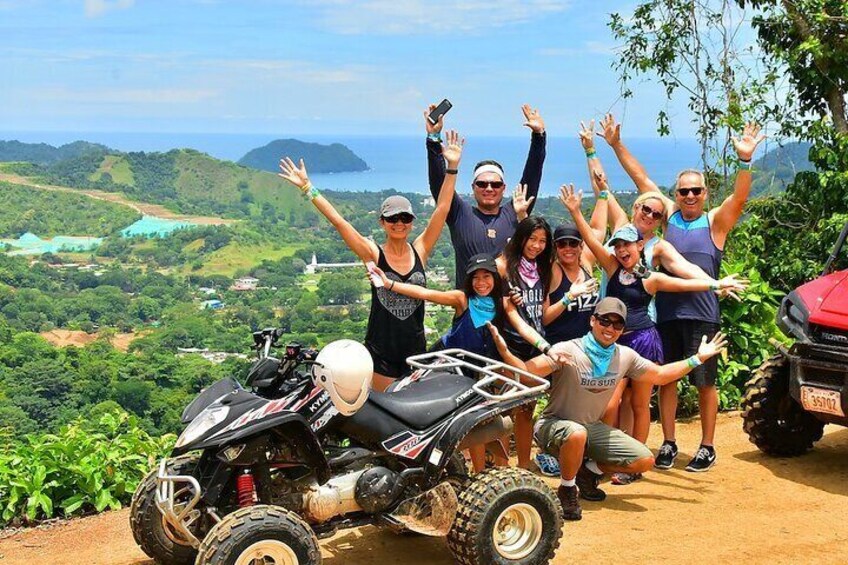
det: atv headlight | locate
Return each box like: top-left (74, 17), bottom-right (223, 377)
top-left (175, 406), bottom-right (230, 449)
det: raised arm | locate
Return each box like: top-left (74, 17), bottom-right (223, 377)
top-left (278, 157), bottom-right (377, 262)
top-left (599, 113), bottom-right (675, 216)
top-left (414, 130), bottom-right (463, 263)
top-left (425, 103), bottom-right (447, 201)
top-left (518, 104), bottom-right (547, 215)
top-left (369, 265), bottom-right (465, 313)
top-left (636, 333), bottom-right (727, 386)
top-left (560, 184), bottom-right (618, 276)
top-left (709, 122), bottom-right (766, 248)
top-left (642, 272), bottom-right (748, 296)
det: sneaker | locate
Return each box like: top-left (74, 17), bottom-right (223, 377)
top-left (685, 445), bottom-right (717, 472)
top-left (576, 464), bottom-right (606, 501)
top-left (654, 441), bottom-right (678, 470)
top-left (611, 472), bottom-right (642, 485)
top-left (534, 453), bottom-right (560, 477)
top-left (557, 485), bottom-right (582, 521)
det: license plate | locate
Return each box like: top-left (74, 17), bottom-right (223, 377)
top-left (800, 386), bottom-right (845, 417)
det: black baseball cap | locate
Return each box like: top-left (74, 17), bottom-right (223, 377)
top-left (465, 253), bottom-right (498, 275)
top-left (554, 224), bottom-right (582, 242)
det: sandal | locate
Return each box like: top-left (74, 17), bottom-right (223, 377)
top-left (534, 453), bottom-right (560, 477)
top-left (611, 472), bottom-right (642, 485)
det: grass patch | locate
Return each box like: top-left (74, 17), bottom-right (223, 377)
top-left (183, 242), bottom-right (303, 277)
top-left (183, 238), bottom-right (205, 253)
top-left (90, 155), bottom-right (135, 186)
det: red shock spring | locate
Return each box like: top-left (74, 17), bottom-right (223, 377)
top-left (236, 470), bottom-right (257, 507)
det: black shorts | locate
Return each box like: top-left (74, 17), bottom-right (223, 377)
top-left (365, 342), bottom-right (411, 380)
top-left (658, 320), bottom-right (720, 388)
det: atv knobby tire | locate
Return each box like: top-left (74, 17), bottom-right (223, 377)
top-left (130, 455), bottom-right (200, 565)
top-left (447, 467), bottom-right (562, 565)
top-left (196, 504), bottom-right (321, 565)
top-left (742, 354), bottom-right (825, 456)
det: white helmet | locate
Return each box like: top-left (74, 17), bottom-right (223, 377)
top-left (313, 340), bottom-right (373, 416)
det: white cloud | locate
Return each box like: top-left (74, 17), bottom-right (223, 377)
top-left (34, 87), bottom-right (217, 104)
top-left (84, 0), bottom-right (135, 18)
top-left (308, 0), bottom-right (571, 35)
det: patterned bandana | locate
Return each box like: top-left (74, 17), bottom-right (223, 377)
top-left (518, 257), bottom-right (540, 288)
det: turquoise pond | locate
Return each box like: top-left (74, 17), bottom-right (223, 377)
top-left (2, 216), bottom-right (200, 255)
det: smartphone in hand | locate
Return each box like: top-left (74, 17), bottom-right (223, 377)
top-left (428, 99), bottom-right (452, 125)
top-left (366, 261), bottom-right (384, 288)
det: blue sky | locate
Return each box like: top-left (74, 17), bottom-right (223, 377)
top-left (0, 0), bottom-right (697, 137)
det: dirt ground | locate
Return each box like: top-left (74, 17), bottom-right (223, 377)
top-left (39, 329), bottom-right (142, 352)
top-left (2, 413), bottom-right (847, 565)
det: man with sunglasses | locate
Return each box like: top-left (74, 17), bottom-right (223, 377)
top-left (425, 103), bottom-right (546, 286)
top-left (488, 297), bottom-right (728, 520)
top-left (598, 115), bottom-right (765, 472)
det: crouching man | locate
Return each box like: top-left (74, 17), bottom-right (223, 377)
top-left (487, 297), bottom-right (726, 520)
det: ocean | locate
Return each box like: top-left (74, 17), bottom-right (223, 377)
top-left (0, 131), bottom-right (703, 196)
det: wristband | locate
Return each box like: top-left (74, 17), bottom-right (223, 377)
top-left (686, 355), bottom-right (703, 369)
top-left (308, 185), bottom-right (320, 200)
top-left (445, 168), bottom-right (458, 175)
top-left (598, 190), bottom-right (609, 200)
top-left (710, 281), bottom-right (719, 291)
top-left (738, 159), bottom-right (753, 171)
top-left (389, 280), bottom-right (395, 291)
top-left (534, 339), bottom-right (551, 354)
top-left (561, 294), bottom-right (572, 307)
top-left (427, 133), bottom-right (442, 142)
top-left (585, 150), bottom-right (597, 159)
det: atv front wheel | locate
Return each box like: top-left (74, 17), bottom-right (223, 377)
top-left (742, 354), bottom-right (825, 456)
top-left (130, 455), bottom-right (201, 565)
top-left (196, 505), bottom-right (321, 565)
top-left (447, 468), bottom-right (562, 565)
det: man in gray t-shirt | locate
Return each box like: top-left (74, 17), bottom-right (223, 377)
top-left (489, 297), bottom-right (728, 521)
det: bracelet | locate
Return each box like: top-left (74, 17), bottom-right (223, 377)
top-left (534, 339), bottom-right (551, 354)
top-left (427, 133), bottom-right (442, 142)
top-left (561, 294), bottom-right (572, 307)
top-left (585, 150), bottom-right (597, 159)
top-left (308, 185), bottom-right (320, 200)
top-left (598, 190), bottom-right (609, 200)
top-left (445, 168), bottom-right (458, 175)
top-left (686, 355), bottom-right (703, 369)
top-left (738, 159), bottom-right (753, 171)
top-left (710, 281), bottom-right (719, 291)
top-left (389, 280), bottom-right (395, 291)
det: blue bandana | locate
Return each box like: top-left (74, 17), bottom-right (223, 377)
top-left (468, 296), bottom-right (496, 328)
top-left (582, 333), bottom-right (616, 378)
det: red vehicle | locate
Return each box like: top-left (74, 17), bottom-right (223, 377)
top-left (742, 221), bottom-right (848, 455)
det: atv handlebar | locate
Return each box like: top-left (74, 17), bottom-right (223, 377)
top-left (405, 349), bottom-right (550, 401)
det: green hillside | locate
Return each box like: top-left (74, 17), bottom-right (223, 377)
top-left (239, 138), bottom-right (368, 174)
top-left (0, 140), bottom-right (110, 165)
top-left (751, 141), bottom-right (812, 197)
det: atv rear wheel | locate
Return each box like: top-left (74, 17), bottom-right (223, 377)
top-left (195, 505), bottom-right (321, 565)
top-left (742, 354), bottom-right (825, 456)
top-left (447, 468), bottom-right (562, 565)
top-left (130, 455), bottom-right (200, 565)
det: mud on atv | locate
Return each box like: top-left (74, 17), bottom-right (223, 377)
top-left (131, 339), bottom-right (564, 565)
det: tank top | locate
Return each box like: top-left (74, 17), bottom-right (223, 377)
top-left (545, 264), bottom-right (599, 344)
top-left (438, 308), bottom-right (499, 359)
top-left (365, 245), bottom-right (427, 363)
top-left (656, 211), bottom-right (722, 324)
top-left (605, 267), bottom-right (654, 331)
top-left (502, 270), bottom-right (546, 360)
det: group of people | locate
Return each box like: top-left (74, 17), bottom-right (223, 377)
top-left (277, 104), bottom-right (766, 521)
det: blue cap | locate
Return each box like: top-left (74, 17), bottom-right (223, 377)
top-left (608, 224), bottom-right (642, 246)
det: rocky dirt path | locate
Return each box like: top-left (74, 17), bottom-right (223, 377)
top-left (2, 413), bottom-right (847, 565)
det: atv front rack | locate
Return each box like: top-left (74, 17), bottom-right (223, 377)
top-left (405, 349), bottom-right (550, 401)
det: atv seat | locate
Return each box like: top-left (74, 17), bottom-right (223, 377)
top-left (368, 373), bottom-right (477, 430)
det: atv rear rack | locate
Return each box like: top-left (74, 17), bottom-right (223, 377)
top-left (405, 349), bottom-right (550, 401)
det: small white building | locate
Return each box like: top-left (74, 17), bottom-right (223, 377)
top-left (303, 253), bottom-right (360, 275)
top-left (231, 277), bottom-right (259, 291)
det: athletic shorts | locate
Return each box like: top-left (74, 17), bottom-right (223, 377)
top-left (534, 418), bottom-right (652, 467)
top-left (365, 342), bottom-right (409, 380)
top-left (658, 320), bottom-right (719, 387)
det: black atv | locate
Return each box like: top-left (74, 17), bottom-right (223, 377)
top-left (130, 331), bottom-right (563, 565)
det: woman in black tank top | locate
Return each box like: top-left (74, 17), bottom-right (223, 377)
top-left (278, 130), bottom-right (466, 391)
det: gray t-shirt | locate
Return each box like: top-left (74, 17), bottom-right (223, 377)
top-left (540, 339), bottom-right (652, 425)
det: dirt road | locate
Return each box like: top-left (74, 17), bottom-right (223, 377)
top-left (2, 413), bottom-right (847, 565)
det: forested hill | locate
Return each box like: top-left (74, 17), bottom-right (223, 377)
top-left (0, 140), bottom-right (111, 165)
top-left (750, 141), bottom-right (812, 197)
top-left (238, 139), bottom-right (368, 174)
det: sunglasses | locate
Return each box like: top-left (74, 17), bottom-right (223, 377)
top-left (555, 239), bottom-right (581, 249)
top-left (594, 314), bottom-right (626, 331)
top-left (382, 213), bottom-right (415, 224)
top-left (639, 204), bottom-right (665, 221)
top-left (474, 180), bottom-right (505, 190)
top-left (676, 187), bottom-right (705, 197)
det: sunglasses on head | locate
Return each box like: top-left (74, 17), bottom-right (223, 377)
top-left (474, 180), bottom-right (505, 190)
top-left (594, 314), bottom-right (626, 331)
top-left (676, 187), bottom-right (705, 197)
top-left (555, 239), bottom-right (581, 249)
top-left (639, 204), bottom-right (665, 221)
top-left (382, 213), bottom-right (415, 224)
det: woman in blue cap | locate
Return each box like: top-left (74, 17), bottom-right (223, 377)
top-left (278, 130), bottom-right (464, 391)
top-left (561, 184), bottom-right (747, 481)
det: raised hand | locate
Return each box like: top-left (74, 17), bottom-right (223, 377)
top-left (424, 103), bottom-right (445, 135)
top-left (578, 119), bottom-right (596, 151)
top-left (593, 169), bottom-right (610, 191)
top-left (732, 122), bottom-right (766, 162)
top-left (597, 113), bottom-right (621, 147)
top-left (568, 277), bottom-right (599, 300)
top-left (521, 104), bottom-right (546, 134)
top-left (512, 184), bottom-right (536, 219)
top-left (278, 157), bottom-right (311, 192)
top-left (441, 129), bottom-right (465, 167)
top-left (559, 184), bottom-right (583, 215)
top-left (697, 331), bottom-right (728, 361)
